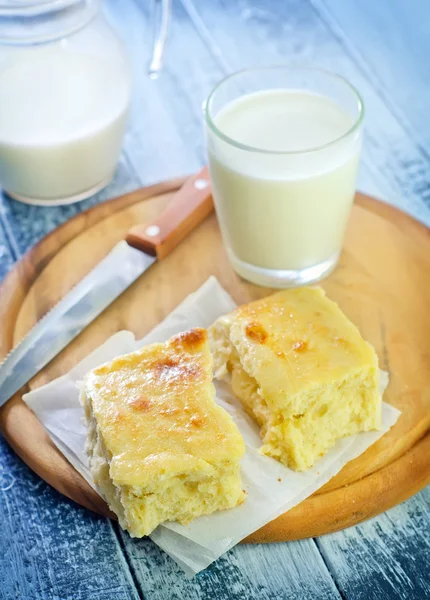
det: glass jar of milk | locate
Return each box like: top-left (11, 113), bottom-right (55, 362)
top-left (0, 1), bottom-right (131, 205)
top-left (205, 67), bottom-right (363, 288)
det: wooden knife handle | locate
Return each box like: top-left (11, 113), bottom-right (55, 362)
top-left (126, 167), bottom-right (213, 260)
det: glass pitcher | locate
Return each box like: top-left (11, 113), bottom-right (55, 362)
top-left (0, 0), bottom-right (131, 205)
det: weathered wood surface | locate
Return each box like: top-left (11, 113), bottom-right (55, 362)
top-left (0, 0), bottom-right (429, 598)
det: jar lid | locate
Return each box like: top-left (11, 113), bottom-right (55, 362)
top-left (0, 0), bottom-right (98, 44)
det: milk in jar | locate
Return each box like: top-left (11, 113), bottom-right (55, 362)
top-left (0, 3), bottom-right (131, 205)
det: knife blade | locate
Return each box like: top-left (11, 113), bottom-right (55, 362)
top-left (0, 167), bottom-right (212, 407)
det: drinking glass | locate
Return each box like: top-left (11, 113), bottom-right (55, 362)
top-left (204, 66), bottom-right (364, 287)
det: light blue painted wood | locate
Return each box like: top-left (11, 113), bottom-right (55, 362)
top-left (316, 487), bottom-right (430, 599)
top-left (0, 216), bottom-right (15, 272)
top-left (0, 438), bottom-right (140, 600)
top-left (116, 528), bottom-right (341, 599)
top-left (103, 0), bottom-right (214, 183)
top-left (0, 0), bottom-right (428, 598)
top-left (312, 0), bottom-right (430, 157)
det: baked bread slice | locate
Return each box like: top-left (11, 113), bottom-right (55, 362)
top-left (82, 328), bottom-right (245, 537)
top-left (209, 287), bottom-right (381, 471)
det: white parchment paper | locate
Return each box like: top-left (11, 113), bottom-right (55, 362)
top-left (23, 277), bottom-right (401, 576)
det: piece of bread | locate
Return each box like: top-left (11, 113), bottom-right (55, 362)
top-left (209, 287), bottom-right (381, 471)
top-left (81, 328), bottom-right (245, 537)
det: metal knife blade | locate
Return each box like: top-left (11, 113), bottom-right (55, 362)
top-left (0, 242), bottom-right (154, 406)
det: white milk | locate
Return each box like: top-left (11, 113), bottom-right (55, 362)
top-left (0, 46), bottom-right (130, 203)
top-left (207, 89), bottom-right (361, 280)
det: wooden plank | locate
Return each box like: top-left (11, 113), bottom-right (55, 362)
top-left (116, 527), bottom-right (341, 599)
top-left (178, 0), bottom-right (430, 226)
top-left (316, 487), bottom-right (430, 599)
top-left (102, 0), bottom-right (222, 181)
top-left (0, 438), bottom-right (140, 600)
top-left (312, 0), bottom-right (430, 155)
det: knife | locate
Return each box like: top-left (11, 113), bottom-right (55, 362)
top-left (0, 167), bottom-right (213, 407)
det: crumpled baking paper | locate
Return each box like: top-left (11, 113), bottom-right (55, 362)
top-left (23, 277), bottom-right (400, 576)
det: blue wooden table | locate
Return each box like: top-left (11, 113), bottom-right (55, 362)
top-left (1, 1), bottom-right (429, 598)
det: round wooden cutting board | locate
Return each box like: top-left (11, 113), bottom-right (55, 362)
top-left (0, 177), bottom-right (429, 543)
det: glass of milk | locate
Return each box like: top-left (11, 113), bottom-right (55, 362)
top-left (205, 66), bottom-right (364, 287)
top-left (0, 1), bottom-right (131, 205)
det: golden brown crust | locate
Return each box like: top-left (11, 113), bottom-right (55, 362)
top-left (227, 288), bottom-right (378, 402)
top-left (245, 322), bottom-right (268, 344)
top-left (84, 328), bottom-right (245, 487)
top-left (171, 327), bottom-right (207, 351)
top-left (151, 355), bottom-right (203, 385)
top-left (128, 395), bottom-right (153, 411)
top-left (292, 340), bottom-right (308, 353)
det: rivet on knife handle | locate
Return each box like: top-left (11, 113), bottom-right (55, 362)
top-left (126, 166), bottom-right (213, 259)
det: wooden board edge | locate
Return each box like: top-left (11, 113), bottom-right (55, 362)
top-left (0, 393), bottom-right (114, 518)
top-left (243, 430), bottom-right (430, 543)
top-left (356, 192), bottom-right (430, 240)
